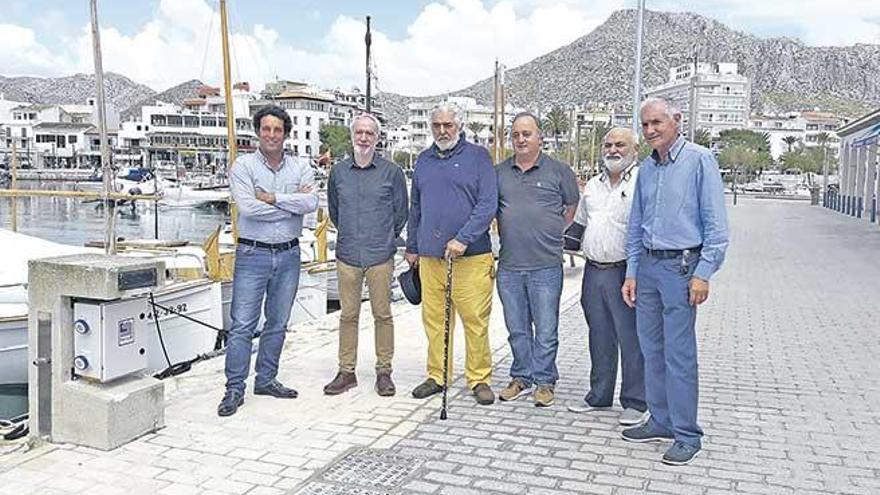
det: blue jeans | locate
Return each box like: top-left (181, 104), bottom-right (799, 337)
top-left (580, 265), bottom-right (646, 411)
top-left (225, 244), bottom-right (301, 394)
top-left (636, 250), bottom-right (703, 448)
top-left (496, 265), bottom-right (563, 386)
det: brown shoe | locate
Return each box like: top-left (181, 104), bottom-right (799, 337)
top-left (323, 371), bottom-right (357, 395)
top-left (376, 370), bottom-right (396, 397)
top-left (499, 378), bottom-right (532, 402)
top-left (534, 385), bottom-right (555, 407)
top-left (472, 383), bottom-right (495, 405)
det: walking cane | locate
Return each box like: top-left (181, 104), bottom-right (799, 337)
top-left (440, 256), bottom-right (453, 420)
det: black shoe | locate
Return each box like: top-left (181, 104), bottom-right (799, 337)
top-left (254, 379), bottom-right (299, 399)
top-left (411, 378), bottom-right (442, 399)
top-left (217, 389), bottom-right (244, 417)
top-left (323, 371), bottom-right (358, 395)
top-left (376, 370), bottom-right (396, 397)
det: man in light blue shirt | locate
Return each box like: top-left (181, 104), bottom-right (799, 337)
top-left (218, 105), bottom-right (318, 417)
top-left (620, 96), bottom-right (729, 465)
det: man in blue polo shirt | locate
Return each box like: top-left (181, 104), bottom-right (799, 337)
top-left (621, 96), bottom-right (729, 465)
top-left (495, 112), bottom-right (579, 408)
top-left (406, 103), bottom-right (498, 406)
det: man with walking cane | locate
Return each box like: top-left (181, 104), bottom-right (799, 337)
top-left (406, 102), bottom-right (498, 407)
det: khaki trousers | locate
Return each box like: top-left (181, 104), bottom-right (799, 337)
top-left (419, 254), bottom-right (494, 388)
top-left (337, 259), bottom-right (395, 372)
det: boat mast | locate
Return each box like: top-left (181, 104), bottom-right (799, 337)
top-left (365, 16), bottom-right (372, 114)
top-left (219, 0), bottom-right (239, 239)
top-left (220, 0), bottom-right (238, 166)
top-left (90, 0), bottom-right (116, 254)
top-left (631, 0), bottom-right (645, 139)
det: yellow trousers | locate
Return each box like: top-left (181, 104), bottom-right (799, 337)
top-left (419, 254), bottom-right (494, 388)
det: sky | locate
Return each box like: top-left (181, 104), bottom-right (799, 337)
top-left (0, 0), bottom-right (878, 96)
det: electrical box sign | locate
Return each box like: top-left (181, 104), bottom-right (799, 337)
top-left (117, 318), bottom-right (135, 346)
top-left (118, 268), bottom-right (158, 291)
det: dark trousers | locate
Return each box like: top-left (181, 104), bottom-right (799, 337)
top-left (580, 264), bottom-right (646, 411)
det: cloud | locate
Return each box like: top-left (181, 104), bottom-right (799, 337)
top-left (0, 0), bottom-right (878, 97)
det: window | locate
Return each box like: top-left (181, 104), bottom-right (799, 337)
top-left (306, 116), bottom-right (311, 126)
top-left (293, 116), bottom-right (298, 125)
top-left (293, 130), bottom-right (299, 139)
top-left (293, 145), bottom-right (299, 154)
top-left (306, 145), bottom-right (312, 155)
top-left (305, 131), bottom-right (311, 140)
top-left (69, 135), bottom-right (77, 144)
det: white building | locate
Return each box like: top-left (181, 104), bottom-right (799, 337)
top-left (749, 113), bottom-right (807, 160)
top-left (406, 96), bottom-right (523, 151)
top-left (645, 62), bottom-right (751, 138)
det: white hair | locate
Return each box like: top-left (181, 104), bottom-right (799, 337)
top-left (430, 102), bottom-right (464, 127)
top-left (350, 113), bottom-right (382, 136)
top-left (640, 96), bottom-right (682, 119)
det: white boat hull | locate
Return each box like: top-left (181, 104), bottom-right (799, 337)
top-left (0, 317), bottom-right (27, 386)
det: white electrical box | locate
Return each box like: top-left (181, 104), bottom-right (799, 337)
top-left (73, 298), bottom-right (151, 382)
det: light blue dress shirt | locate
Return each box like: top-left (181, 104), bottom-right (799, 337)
top-left (625, 137), bottom-right (729, 281)
top-left (229, 150), bottom-right (318, 243)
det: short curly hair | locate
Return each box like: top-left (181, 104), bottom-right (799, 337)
top-left (253, 105), bottom-right (292, 136)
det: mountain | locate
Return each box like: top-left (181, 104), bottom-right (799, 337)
top-left (120, 79), bottom-right (206, 120)
top-left (379, 9), bottom-right (880, 126)
top-left (0, 72), bottom-right (155, 113)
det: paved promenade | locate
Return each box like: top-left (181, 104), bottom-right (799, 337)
top-left (2, 197), bottom-right (880, 494)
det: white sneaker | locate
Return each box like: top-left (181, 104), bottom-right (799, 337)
top-left (619, 408), bottom-right (650, 426)
top-left (566, 400), bottom-right (610, 414)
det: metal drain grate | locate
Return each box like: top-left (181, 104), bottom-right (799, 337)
top-left (322, 449), bottom-right (424, 488)
top-left (292, 481), bottom-right (390, 495)
top-left (290, 449), bottom-right (425, 495)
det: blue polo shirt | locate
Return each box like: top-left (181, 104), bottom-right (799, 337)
top-left (406, 136), bottom-right (498, 258)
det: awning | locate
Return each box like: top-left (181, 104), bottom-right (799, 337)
top-left (852, 123), bottom-right (880, 148)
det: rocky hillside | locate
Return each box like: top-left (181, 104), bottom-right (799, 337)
top-left (0, 72), bottom-right (155, 112)
top-left (120, 79), bottom-right (205, 120)
top-left (380, 9), bottom-right (880, 126)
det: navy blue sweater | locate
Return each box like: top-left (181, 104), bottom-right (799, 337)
top-left (406, 136), bottom-right (498, 258)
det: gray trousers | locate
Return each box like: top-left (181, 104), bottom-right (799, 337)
top-left (580, 264), bottom-right (646, 411)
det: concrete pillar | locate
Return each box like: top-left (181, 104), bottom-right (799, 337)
top-left (871, 144), bottom-right (879, 223)
top-left (857, 146), bottom-right (868, 218)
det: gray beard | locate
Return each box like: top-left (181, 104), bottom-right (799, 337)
top-left (435, 134), bottom-right (460, 151)
top-left (604, 154), bottom-right (635, 173)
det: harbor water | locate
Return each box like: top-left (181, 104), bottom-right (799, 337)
top-left (0, 181), bottom-right (230, 246)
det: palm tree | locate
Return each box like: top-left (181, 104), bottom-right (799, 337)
top-left (694, 128), bottom-right (712, 148)
top-left (782, 135), bottom-right (800, 153)
top-left (542, 107), bottom-right (569, 151)
top-left (467, 121), bottom-right (486, 146)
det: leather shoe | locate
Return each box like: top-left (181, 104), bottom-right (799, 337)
top-left (375, 370), bottom-right (396, 397)
top-left (254, 379), bottom-right (298, 399)
top-left (323, 371), bottom-right (358, 395)
top-left (217, 389), bottom-right (244, 417)
top-left (411, 378), bottom-right (442, 399)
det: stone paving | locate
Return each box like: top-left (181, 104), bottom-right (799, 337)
top-left (2, 197), bottom-right (880, 494)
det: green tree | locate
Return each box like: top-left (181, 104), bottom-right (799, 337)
top-left (319, 124), bottom-right (352, 159)
top-left (718, 144), bottom-right (759, 184)
top-left (782, 135), bottom-right (800, 153)
top-left (542, 107), bottom-right (569, 151)
top-left (694, 128), bottom-right (712, 148)
top-left (718, 129), bottom-right (772, 172)
top-left (391, 151), bottom-right (415, 169)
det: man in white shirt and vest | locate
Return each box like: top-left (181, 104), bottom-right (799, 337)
top-left (567, 127), bottom-right (648, 426)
